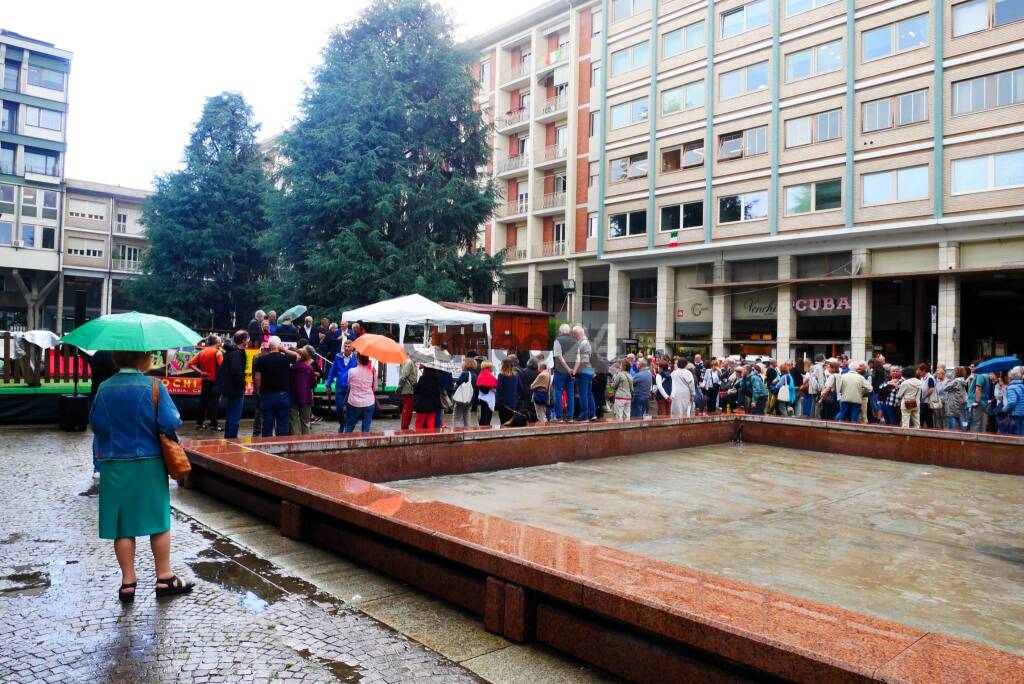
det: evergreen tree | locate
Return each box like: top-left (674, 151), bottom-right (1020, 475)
top-left (125, 92), bottom-right (274, 328)
top-left (273, 0), bottom-right (502, 311)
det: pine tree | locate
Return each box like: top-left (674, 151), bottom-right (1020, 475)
top-left (273, 0), bottom-right (502, 312)
top-left (125, 92), bottom-right (274, 328)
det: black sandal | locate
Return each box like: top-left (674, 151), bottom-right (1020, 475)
top-left (118, 582), bottom-right (137, 604)
top-left (155, 574), bottom-right (194, 598)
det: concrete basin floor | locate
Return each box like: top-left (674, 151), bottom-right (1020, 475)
top-left (387, 444), bottom-right (1024, 656)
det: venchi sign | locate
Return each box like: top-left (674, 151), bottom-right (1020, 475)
top-left (794, 297), bottom-right (851, 312)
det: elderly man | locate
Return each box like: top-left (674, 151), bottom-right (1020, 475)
top-left (1004, 367), bottom-right (1024, 435)
top-left (572, 326), bottom-right (596, 422)
top-left (631, 360), bottom-right (653, 419)
top-left (551, 323), bottom-right (579, 422)
top-left (836, 362), bottom-right (872, 423)
top-left (252, 336), bottom-right (300, 437)
top-left (247, 310), bottom-right (265, 349)
top-left (299, 315), bottom-right (318, 346)
top-left (325, 339), bottom-right (359, 432)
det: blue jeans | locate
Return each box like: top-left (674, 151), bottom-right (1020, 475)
top-left (882, 405), bottom-right (898, 425)
top-left (551, 372), bottom-right (575, 420)
top-left (630, 396), bottom-right (649, 419)
top-left (260, 392), bottom-right (290, 437)
top-left (343, 403), bottom-right (375, 433)
top-left (577, 372), bottom-right (595, 420)
top-left (836, 402), bottom-right (861, 423)
top-left (1013, 415), bottom-right (1024, 435)
top-left (225, 396), bottom-right (244, 438)
top-left (801, 393), bottom-right (815, 418)
top-left (750, 397), bottom-right (767, 415)
top-left (334, 387), bottom-right (350, 432)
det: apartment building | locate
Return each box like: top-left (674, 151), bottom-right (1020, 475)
top-left (55, 179), bottom-right (151, 331)
top-left (0, 30), bottom-right (70, 331)
top-left (471, 0), bottom-right (1024, 367)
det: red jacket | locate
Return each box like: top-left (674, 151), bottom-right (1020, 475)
top-left (476, 368), bottom-right (497, 390)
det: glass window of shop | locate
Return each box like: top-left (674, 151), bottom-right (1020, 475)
top-left (670, 265), bottom-right (713, 357)
top-left (731, 290), bottom-right (778, 356)
top-left (792, 282), bottom-right (852, 361)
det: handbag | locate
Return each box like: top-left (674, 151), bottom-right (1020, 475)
top-left (903, 397), bottom-right (918, 410)
top-left (778, 384), bottom-right (791, 403)
top-left (532, 390), bottom-right (549, 405)
top-left (151, 380), bottom-right (191, 479)
top-left (452, 380), bottom-right (473, 404)
top-left (440, 390), bottom-right (454, 411)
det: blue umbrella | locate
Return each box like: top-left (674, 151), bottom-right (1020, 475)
top-left (974, 356), bottom-right (1022, 374)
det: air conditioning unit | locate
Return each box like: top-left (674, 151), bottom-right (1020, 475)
top-left (11, 240), bottom-right (23, 248)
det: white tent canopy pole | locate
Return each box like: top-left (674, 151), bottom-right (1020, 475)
top-left (342, 293), bottom-right (492, 350)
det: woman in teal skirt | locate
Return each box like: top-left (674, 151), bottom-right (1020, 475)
top-left (90, 350), bottom-right (195, 603)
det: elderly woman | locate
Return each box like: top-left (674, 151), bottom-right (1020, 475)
top-left (90, 350), bottom-right (194, 603)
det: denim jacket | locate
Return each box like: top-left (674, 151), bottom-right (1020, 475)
top-left (90, 369), bottom-right (182, 461)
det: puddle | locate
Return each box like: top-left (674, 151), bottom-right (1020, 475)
top-left (0, 567), bottom-right (51, 596)
top-left (295, 647), bottom-right (362, 682)
top-left (187, 559), bottom-right (284, 614)
top-left (78, 482), bottom-right (100, 497)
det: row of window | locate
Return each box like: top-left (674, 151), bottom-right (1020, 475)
top-left (601, 152), bottom-right (1024, 238)
top-left (0, 221), bottom-right (56, 249)
top-left (610, 63), bottom-right (1020, 134)
top-left (0, 184), bottom-right (60, 219)
top-left (1, 101), bottom-right (63, 133)
top-left (1, 60), bottom-right (66, 93)
top-left (0, 144), bottom-right (61, 176)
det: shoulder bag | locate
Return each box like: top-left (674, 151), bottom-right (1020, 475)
top-left (152, 380), bottom-right (191, 479)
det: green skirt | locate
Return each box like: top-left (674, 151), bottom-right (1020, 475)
top-left (98, 457), bottom-right (170, 540)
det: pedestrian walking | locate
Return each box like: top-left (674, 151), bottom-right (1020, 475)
top-left (90, 350), bottom-right (194, 603)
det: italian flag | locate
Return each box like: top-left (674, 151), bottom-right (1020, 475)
top-left (669, 230), bottom-right (679, 247)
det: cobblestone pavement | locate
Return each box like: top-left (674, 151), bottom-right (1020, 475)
top-left (0, 428), bottom-right (482, 683)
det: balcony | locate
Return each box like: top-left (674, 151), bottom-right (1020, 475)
top-left (536, 48), bottom-right (570, 81)
top-left (538, 240), bottom-right (567, 258)
top-left (496, 154), bottom-right (530, 177)
top-left (112, 259), bottom-right (142, 273)
top-left (536, 92), bottom-right (568, 123)
top-left (495, 197), bottom-right (529, 221)
top-left (502, 61), bottom-right (531, 89)
top-left (505, 243), bottom-right (528, 261)
top-left (535, 143), bottom-right (567, 170)
top-left (496, 107), bottom-right (530, 134)
top-left (534, 191), bottom-right (566, 216)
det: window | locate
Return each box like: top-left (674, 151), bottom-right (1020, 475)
top-left (610, 96), bottom-right (649, 128)
top-left (1, 102), bottom-right (16, 133)
top-left (21, 188), bottom-right (37, 217)
top-left (610, 153), bottom-right (648, 182)
top-left (21, 223), bottom-right (36, 248)
top-left (116, 244), bottom-right (142, 264)
top-left (785, 179), bottom-right (842, 214)
top-left (116, 212), bottom-right (128, 232)
top-left (589, 161), bottom-right (599, 187)
top-left (69, 198), bottom-right (106, 221)
top-left (67, 237), bottom-right (105, 258)
top-left (660, 200), bottom-right (703, 230)
top-left (862, 165), bottom-right (928, 205)
top-left (662, 141), bottom-right (705, 171)
top-left (786, 0), bottom-right (840, 17)
top-left (663, 21), bottom-right (706, 58)
top-left (0, 221), bottom-right (11, 245)
top-left (718, 191), bottom-right (768, 223)
top-left (611, 41), bottom-right (650, 75)
top-left (720, 62), bottom-right (768, 99)
top-left (592, 10), bottom-right (602, 37)
top-left (23, 148), bottom-right (59, 176)
top-left (588, 212), bottom-right (598, 238)
top-left (3, 62), bottom-right (18, 92)
top-left (479, 61), bottom-right (491, 88)
top-left (862, 15), bottom-right (928, 62)
top-left (0, 184), bottom-right (14, 214)
top-left (863, 90), bottom-right (927, 132)
top-left (785, 40), bottom-right (842, 82)
top-left (953, 68), bottom-right (1024, 115)
top-left (719, 125), bottom-right (767, 160)
top-left (0, 144), bottom-right (14, 176)
top-left (41, 191), bottom-right (57, 220)
top-left (519, 91), bottom-right (531, 111)
top-left (953, 0), bottom-right (1024, 36)
top-left (517, 136), bottom-right (529, 156)
top-left (41, 226), bottom-right (55, 249)
top-left (590, 111), bottom-right (600, 137)
top-left (785, 109), bottom-right (841, 147)
top-left (520, 51), bottom-right (532, 69)
top-left (662, 81), bottom-right (704, 114)
top-left (612, 0), bottom-right (651, 22)
top-left (609, 209), bottom-right (647, 237)
top-left (25, 106), bottom-right (62, 131)
top-left (27, 65), bottom-right (65, 91)
top-left (722, 0), bottom-right (769, 38)
top-left (952, 149), bottom-right (1024, 194)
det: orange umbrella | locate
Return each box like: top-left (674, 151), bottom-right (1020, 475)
top-left (351, 333), bottom-right (408, 364)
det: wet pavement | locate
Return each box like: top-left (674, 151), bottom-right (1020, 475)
top-left (388, 444), bottom-right (1024, 656)
top-left (0, 426), bottom-right (482, 683)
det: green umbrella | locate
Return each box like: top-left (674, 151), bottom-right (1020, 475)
top-left (61, 311), bottom-right (203, 351)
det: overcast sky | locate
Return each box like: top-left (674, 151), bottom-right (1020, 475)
top-left (3, 0), bottom-right (547, 190)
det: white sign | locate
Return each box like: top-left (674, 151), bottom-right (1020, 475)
top-left (793, 297), bottom-right (851, 313)
top-left (732, 294), bottom-right (778, 320)
top-left (931, 305), bottom-right (937, 335)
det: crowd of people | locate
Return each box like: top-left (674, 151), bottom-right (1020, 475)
top-left (188, 310), bottom-right (1023, 438)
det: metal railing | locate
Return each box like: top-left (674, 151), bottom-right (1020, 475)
top-left (505, 244), bottom-right (528, 261)
top-left (537, 191), bottom-right (566, 210)
top-left (538, 92), bottom-right (568, 116)
top-left (507, 62), bottom-right (531, 80)
top-left (111, 258), bottom-right (142, 273)
top-left (498, 198), bottom-right (529, 217)
top-left (497, 154), bottom-right (530, 174)
top-left (498, 107), bottom-right (530, 129)
top-left (539, 241), bottom-right (567, 257)
top-left (540, 144), bottom-right (567, 162)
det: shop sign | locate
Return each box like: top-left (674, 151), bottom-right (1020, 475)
top-left (732, 294), bottom-right (778, 320)
top-left (674, 267), bottom-right (712, 321)
top-left (793, 297), bottom-right (851, 313)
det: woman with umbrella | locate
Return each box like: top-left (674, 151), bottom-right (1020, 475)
top-left (64, 312), bottom-right (198, 603)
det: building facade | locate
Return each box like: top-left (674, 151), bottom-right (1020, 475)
top-left (0, 30), bottom-right (70, 331)
top-left (470, 0), bottom-right (1024, 367)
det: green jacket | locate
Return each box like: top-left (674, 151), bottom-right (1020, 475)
top-left (398, 359), bottom-right (418, 395)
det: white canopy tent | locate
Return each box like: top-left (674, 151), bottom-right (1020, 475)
top-left (341, 294), bottom-right (491, 348)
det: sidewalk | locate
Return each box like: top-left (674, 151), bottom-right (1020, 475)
top-left (0, 427), bottom-right (481, 683)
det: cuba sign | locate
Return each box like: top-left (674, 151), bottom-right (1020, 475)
top-left (793, 296), bottom-right (851, 312)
